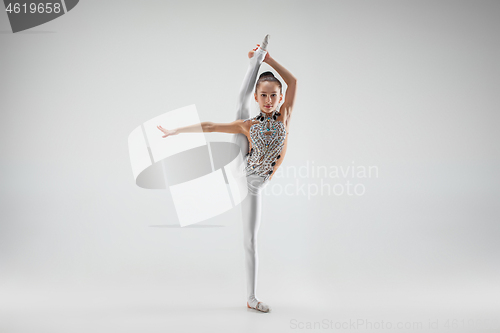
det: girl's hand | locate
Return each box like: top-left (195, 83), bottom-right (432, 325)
top-left (157, 125), bottom-right (177, 138)
top-left (248, 44), bottom-right (271, 62)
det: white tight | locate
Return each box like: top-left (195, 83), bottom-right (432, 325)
top-left (232, 47), bottom-right (266, 157)
top-left (232, 47), bottom-right (270, 307)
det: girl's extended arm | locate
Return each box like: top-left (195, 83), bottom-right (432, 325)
top-left (157, 120), bottom-right (244, 138)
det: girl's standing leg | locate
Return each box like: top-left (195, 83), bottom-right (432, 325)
top-left (242, 175), bottom-right (271, 312)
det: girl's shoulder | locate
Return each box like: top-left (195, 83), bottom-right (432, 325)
top-left (242, 115), bottom-right (260, 127)
top-left (243, 114), bottom-right (259, 123)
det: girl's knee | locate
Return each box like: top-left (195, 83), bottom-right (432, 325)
top-left (243, 236), bottom-right (258, 252)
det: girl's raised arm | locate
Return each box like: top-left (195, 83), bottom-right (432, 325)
top-left (264, 53), bottom-right (297, 120)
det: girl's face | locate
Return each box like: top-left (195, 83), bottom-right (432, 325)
top-left (254, 82), bottom-right (283, 113)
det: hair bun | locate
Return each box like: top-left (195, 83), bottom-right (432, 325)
top-left (259, 71), bottom-right (275, 79)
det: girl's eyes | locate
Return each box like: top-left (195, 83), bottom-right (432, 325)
top-left (261, 94), bottom-right (277, 97)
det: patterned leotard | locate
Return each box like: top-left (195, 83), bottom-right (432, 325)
top-left (243, 109), bottom-right (287, 182)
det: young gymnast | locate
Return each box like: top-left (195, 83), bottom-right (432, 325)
top-left (157, 35), bottom-right (297, 313)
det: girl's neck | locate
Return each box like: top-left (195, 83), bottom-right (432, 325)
top-left (259, 109), bottom-right (277, 118)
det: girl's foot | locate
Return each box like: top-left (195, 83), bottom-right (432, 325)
top-left (260, 34), bottom-right (270, 51)
top-left (247, 300), bottom-right (271, 313)
top-left (248, 34), bottom-right (270, 60)
top-left (255, 34), bottom-right (270, 54)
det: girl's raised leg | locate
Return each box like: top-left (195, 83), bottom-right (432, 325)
top-left (231, 35), bottom-right (269, 157)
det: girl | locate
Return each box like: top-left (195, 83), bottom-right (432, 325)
top-left (157, 35), bottom-right (297, 313)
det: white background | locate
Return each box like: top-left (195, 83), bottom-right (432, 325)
top-left (1, 0), bottom-right (499, 332)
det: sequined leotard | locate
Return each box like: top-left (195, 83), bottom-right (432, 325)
top-left (243, 109), bottom-right (287, 182)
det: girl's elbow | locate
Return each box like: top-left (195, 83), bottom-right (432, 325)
top-left (287, 78), bottom-right (298, 86)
